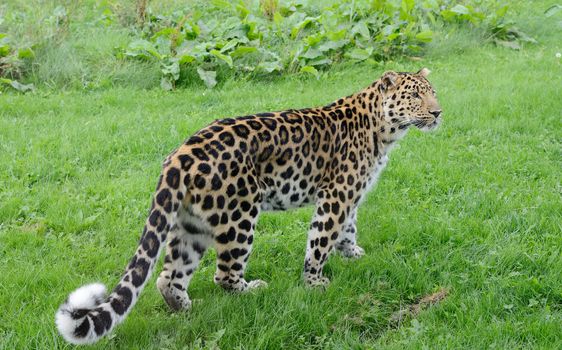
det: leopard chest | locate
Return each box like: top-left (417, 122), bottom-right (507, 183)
top-left (357, 145), bottom-right (391, 203)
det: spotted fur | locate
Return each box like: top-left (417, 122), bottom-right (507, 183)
top-left (55, 69), bottom-right (442, 344)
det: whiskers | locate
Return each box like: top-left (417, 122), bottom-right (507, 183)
top-left (410, 120), bottom-right (427, 128)
top-left (396, 120), bottom-right (415, 129)
top-left (390, 116), bottom-right (439, 131)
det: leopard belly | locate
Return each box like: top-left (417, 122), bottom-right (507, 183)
top-left (261, 187), bottom-right (316, 211)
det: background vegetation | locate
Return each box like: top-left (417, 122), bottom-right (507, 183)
top-left (0, 0), bottom-right (561, 349)
top-left (1, 0), bottom-right (538, 90)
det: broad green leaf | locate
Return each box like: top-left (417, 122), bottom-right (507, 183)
top-left (53, 5), bottom-right (67, 18)
top-left (291, 17), bottom-right (318, 39)
top-left (12, 81), bottom-right (35, 92)
top-left (220, 39), bottom-right (239, 53)
top-left (345, 48), bottom-right (372, 61)
top-left (439, 10), bottom-right (457, 21)
top-left (300, 65), bottom-right (319, 78)
top-left (211, 0), bottom-right (231, 10)
top-left (352, 21), bottom-right (370, 39)
top-left (125, 39), bottom-right (161, 59)
top-left (400, 0), bottom-right (415, 20)
top-left (0, 45), bottom-right (9, 57)
top-left (401, 0), bottom-right (415, 13)
top-left (236, 2), bottom-right (250, 18)
top-left (230, 46), bottom-right (257, 58)
top-left (17, 48), bottom-right (35, 59)
top-left (155, 36), bottom-right (172, 56)
top-left (197, 67), bottom-right (217, 88)
top-left (304, 33), bottom-right (324, 46)
top-left (160, 77), bottom-right (173, 91)
top-left (0, 34), bottom-right (10, 57)
top-left (387, 32), bottom-right (401, 41)
top-left (318, 39), bottom-right (347, 52)
top-left (257, 61), bottom-right (282, 73)
top-left (545, 4), bottom-right (562, 17)
top-left (326, 29), bottom-right (347, 41)
top-left (210, 49), bottom-right (233, 67)
top-left (1, 78), bottom-right (35, 92)
top-left (152, 28), bottom-right (175, 40)
top-left (307, 57), bottom-right (332, 66)
top-left (273, 12), bottom-right (283, 26)
top-left (300, 48), bottom-right (323, 59)
top-left (494, 39), bottom-right (521, 50)
top-left (178, 53), bottom-right (196, 64)
top-left (415, 30), bottom-right (433, 42)
top-left (161, 59), bottom-right (180, 80)
top-left (495, 5), bottom-right (509, 19)
top-left (450, 4), bottom-right (469, 15)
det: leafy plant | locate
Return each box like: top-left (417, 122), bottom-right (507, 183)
top-left (0, 0), bottom-right (533, 90)
top-left (0, 33), bottom-right (35, 92)
top-left (118, 0), bottom-right (527, 89)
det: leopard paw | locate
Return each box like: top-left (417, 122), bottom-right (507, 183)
top-left (246, 279), bottom-right (268, 290)
top-left (157, 278), bottom-right (192, 311)
top-left (340, 245), bottom-right (365, 259)
top-left (304, 275), bottom-right (330, 288)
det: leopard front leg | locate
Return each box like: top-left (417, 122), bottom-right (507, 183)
top-left (303, 189), bottom-right (353, 287)
top-left (335, 208), bottom-right (365, 259)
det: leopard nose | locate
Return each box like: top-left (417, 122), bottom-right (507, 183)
top-left (430, 110), bottom-right (441, 118)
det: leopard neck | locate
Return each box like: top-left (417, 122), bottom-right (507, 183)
top-left (320, 82), bottom-right (410, 146)
top-left (360, 82), bottom-right (409, 145)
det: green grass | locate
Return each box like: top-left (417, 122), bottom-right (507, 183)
top-left (1, 1), bottom-right (561, 349)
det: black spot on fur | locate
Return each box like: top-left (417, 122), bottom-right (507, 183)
top-left (192, 148), bottom-right (209, 161)
top-left (314, 249), bottom-right (321, 260)
top-left (198, 163), bottom-right (211, 174)
top-left (211, 174), bottom-right (222, 190)
top-left (110, 285), bottom-right (132, 315)
top-left (178, 154), bottom-right (194, 171)
top-left (142, 231), bottom-right (160, 258)
top-left (216, 233), bottom-right (229, 244)
top-left (166, 167), bottom-right (181, 189)
top-left (238, 219), bottom-right (252, 231)
top-left (202, 195), bottom-right (214, 210)
top-left (130, 257), bottom-right (150, 287)
top-left (156, 188), bottom-right (172, 213)
top-left (232, 124), bottom-right (250, 138)
top-left (92, 309), bottom-right (112, 335)
top-left (219, 132), bottom-right (235, 146)
top-left (208, 214), bottom-right (220, 226)
top-left (74, 318), bottom-right (90, 338)
top-left (194, 174), bottom-right (206, 189)
top-left (219, 251), bottom-right (232, 262)
top-left (262, 118), bottom-right (277, 131)
top-left (216, 195), bottom-right (225, 209)
top-left (193, 242), bottom-right (206, 256)
top-left (226, 227), bottom-right (236, 241)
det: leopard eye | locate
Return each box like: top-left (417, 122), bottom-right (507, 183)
top-left (412, 92), bottom-right (421, 99)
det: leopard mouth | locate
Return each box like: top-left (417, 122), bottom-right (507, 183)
top-left (413, 116), bottom-right (441, 131)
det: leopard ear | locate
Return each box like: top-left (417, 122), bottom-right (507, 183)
top-left (417, 68), bottom-right (431, 77)
top-left (379, 71), bottom-right (398, 92)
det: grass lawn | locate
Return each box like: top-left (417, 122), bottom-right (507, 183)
top-left (0, 1), bottom-right (561, 349)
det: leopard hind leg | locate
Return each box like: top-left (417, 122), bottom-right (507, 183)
top-left (157, 205), bottom-right (212, 311)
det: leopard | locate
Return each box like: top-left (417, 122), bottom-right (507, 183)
top-left (55, 68), bottom-right (442, 344)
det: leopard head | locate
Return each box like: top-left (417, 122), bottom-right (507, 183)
top-left (378, 68), bottom-right (442, 131)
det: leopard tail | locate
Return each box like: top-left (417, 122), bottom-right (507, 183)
top-left (55, 163), bottom-right (186, 344)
